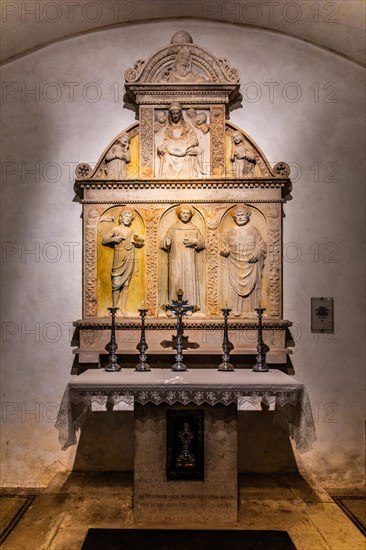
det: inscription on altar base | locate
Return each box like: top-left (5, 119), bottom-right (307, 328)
top-left (134, 403), bottom-right (238, 523)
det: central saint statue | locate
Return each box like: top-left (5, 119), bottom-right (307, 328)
top-left (160, 205), bottom-right (205, 308)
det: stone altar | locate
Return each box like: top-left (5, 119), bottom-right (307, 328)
top-left (56, 369), bottom-right (316, 522)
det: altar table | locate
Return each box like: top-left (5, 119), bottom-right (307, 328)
top-left (55, 369), bottom-right (316, 454)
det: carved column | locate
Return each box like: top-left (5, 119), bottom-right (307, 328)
top-left (144, 207), bottom-right (161, 316)
top-left (83, 207), bottom-right (99, 317)
top-left (139, 107), bottom-right (154, 178)
top-left (210, 105), bottom-right (226, 178)
top-left (266, 204), bottom-right (282, 318)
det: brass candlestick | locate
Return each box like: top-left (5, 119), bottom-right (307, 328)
top-left (218, 308), bottom-right (234, 371)
top-left (252, 307), bottom-right (269, 372)
top-left (135, 308), bottom-right (151, 371)
top-left (105, 307), bottom-right (122, 372)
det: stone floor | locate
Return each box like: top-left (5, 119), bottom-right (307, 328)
top-left (2, 472), bottom-right (365, 550)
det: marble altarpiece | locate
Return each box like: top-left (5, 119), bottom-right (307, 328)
top-left (74, 31), bottom-right (292, 368)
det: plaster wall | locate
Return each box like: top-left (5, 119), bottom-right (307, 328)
top-left (1, 20), bottom-right (364, 488)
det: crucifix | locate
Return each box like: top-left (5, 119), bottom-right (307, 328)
top-left (161, 289), bottom-right (199, 371)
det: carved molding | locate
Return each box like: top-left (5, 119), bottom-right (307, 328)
top-left (82, 199), bottom-right (284, 204)
top-left (76, 320), bottom-right (291, 330)
top-left (77, 179), bottom-right (289, 191)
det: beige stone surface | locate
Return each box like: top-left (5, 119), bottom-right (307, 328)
top-left (2, 473), bottom-right (365, 550)
top-left (134, 403), bottom-right (237, 523)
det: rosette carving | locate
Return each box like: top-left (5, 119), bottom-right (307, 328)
top-left (273, 162), bottom-right (290, 177)
top-left (124, 59), bottom-right (146, 83)
top-left (76, 163), bottom-right (92, 179)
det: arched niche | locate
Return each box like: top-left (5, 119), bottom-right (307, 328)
top-left (158, 204), bottom-right (206, 316)
top-left (97, 205), bottom-right (145, 317)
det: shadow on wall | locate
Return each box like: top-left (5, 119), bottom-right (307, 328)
top-left (238, 409), bottom-right (298, 472)
top-left (73, 408), bottom-right (134, 472)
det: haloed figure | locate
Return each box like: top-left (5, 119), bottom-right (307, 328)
top-left (102, 208), bottom-right (144, 315)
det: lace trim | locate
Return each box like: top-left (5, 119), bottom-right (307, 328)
top-left (55, 384), bottom-right (316, 454)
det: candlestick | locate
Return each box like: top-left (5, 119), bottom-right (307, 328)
top-left (135, 308), bottom-right (151, 371)
top-left (252, 307), bottom-right (269, 372)
top-left (218, 308), bottom-right (235, 371)
top-left (105, 307), bottom-right (122, 372)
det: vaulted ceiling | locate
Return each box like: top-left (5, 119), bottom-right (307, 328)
top-left (1, 0), bottom-right (365, 65)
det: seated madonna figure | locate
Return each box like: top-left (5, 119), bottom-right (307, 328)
top-left (157, 102), bottom-right (204, 178)
top-left (220, 206), bottom-right (266, 316)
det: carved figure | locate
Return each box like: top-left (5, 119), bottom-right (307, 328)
top-left (220, 206), bottom-right (266, 316)
top-left (157, 102), bottom-right (204, 178)
top-left (230, 131), bottom-right (256, 178)
top-left (187, 109), bottom-right (210, 134)
top-left (154, 110), bottom-right (168, 133)
top-left (104, 134), bottom-right (131, 179)
top-left (161, 205), bottom-right (205, 308)
top-left (102, 208), bottom-right (144, 314)
top-left (164, 46), bottom-right (207, 83)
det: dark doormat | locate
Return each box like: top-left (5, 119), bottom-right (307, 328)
top-left (81, 529), bottom-right (297, 549)
top-left (332, 496), bottom-right (366, 536)
top-left (0, 495), bottom-right (36, 545)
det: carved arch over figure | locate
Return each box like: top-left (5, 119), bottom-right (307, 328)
top-left (97, 205), bottom-right (145, 317)
top-left (124, 31), bottom-right (240, 85)
top-left (158, 204), bottom-right (206, 315)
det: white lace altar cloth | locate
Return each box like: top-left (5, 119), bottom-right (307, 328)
top-left (55, 369), bottom-right (316, 454)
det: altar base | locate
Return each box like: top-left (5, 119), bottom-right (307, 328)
top-left (134, 403), bottom-right (238, 523)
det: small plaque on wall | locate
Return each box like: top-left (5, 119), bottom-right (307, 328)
top-left (166, 410), bottom-right (204, 480)
top-left (311, 297), bottom-right (334, 333)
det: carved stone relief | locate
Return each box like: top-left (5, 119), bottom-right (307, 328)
top-left (76, 31), bottom-right (292, 361)
top-left (155, 103), bottom-right (209, 178)
top-left (220, 205), bottom-right (267, 317)
top-left (97, 207), bottom-right (145, 317)
top-left (159, 205), bottom-right (206, 314)
top-left (125, 32), bottom-right (240, 86)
